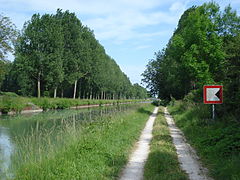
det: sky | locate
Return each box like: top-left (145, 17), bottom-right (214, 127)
top-left (0, 0), bottom-right (240, 85)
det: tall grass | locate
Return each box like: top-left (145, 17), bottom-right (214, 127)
top-left (5, 104), bottom-right (154, 179)
top-left (168, 100), bottom-right (240, 180)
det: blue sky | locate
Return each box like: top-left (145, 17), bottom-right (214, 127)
top-left (1, 0), bottom-right (239, 85)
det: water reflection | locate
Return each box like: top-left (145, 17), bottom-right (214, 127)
top-left (0, 127), bottom-right (14, 179)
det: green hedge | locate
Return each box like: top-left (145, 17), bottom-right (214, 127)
top-left (0, 95), bottom-right (147, 114)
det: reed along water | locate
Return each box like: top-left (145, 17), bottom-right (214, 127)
top-left (0, 104), bottom-right (141, 179)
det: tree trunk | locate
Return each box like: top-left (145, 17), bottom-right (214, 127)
top-left (37, 74), bottom-right (41, 98)
top-left (61, 89), bottom-right (64, 98)
top-left (78, 90), bottom-right (81, 99)
top-left (54, 87), bottom-right (57, 98)
top-left (78, 81), bottom-right (81, 99)
top-left (90, 89), bottom-right (92, 100)
top-left (101, 91), bottom-right (103, 99)
top-left (73, 80), bottom-right (77, 99)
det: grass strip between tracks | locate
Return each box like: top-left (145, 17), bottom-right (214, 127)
top-left (144, 106), bottom-right (188, 180)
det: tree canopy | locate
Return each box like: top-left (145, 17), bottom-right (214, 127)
top-left (142, 2), bottom-right (240, 116)
top-left (1, 10), bottom-right (148, 99)
top-left (0, 14), bottom-right (17, 61)
top-left (0, 14), bottom-right (17, 90)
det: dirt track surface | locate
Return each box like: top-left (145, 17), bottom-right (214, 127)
top-left (164, 107), bottom-right (213, 180)
top-left (119, 107), bottom-right (159, 180)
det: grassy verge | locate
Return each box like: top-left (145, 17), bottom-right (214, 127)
top-left (13, 104), bottom-right (154, 179)
top-left (168, 101), bottom-right (240, 180)
top-left (144, 107), bottom-right (188, 180)
top-left (0, 94), bottom-right (148, 114)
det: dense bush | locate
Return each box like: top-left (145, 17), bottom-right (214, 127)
top-left (152, 100), bottom-right (160, 106)
top-left (0, 91), bottom-right (19, 97)
top-left (0, 96), bottom-right (27, 114)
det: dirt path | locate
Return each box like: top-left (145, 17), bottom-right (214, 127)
top-left (164, 107), bottom-right (213, 180)
top-left (119, 107), bottom-right (159, 180)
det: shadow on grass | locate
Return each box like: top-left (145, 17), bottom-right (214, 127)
top-left (167, 107), bottom-right (183, 116)
top-left (137, 107), bottom-right (152, 115)
top-left (153, 134), bottom-right (172, 142)
top-left (156, 111), bottom-right (165, 116)
top-left (103, 153), bottom-right (127, 178)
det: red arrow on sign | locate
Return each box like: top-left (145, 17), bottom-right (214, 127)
top-left (203, 85), bottom-right (223, 104)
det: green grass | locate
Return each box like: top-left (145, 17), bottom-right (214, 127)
top-left (168, 101), bottom-right (240, 180)
top-left (144, 107), bottom-right (188, 180)
top-left (0, 94), bottom-right (148, 113)
top-left (30, 97), bottom-right (147, 111)
top-left (12, 104), bottom-right (154, 179)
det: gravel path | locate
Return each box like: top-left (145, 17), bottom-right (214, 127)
top-left (119, 107), bottom-right (159, 180)
top-left (164, 107), bottom-right (213, 180)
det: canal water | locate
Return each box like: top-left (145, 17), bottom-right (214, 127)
top-left (0, 104), bottom-right (139, 179)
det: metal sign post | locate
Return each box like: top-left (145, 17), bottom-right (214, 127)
top-left (203, 85), bottom-right (223, 120)
top-left (212, 104), bottom-right (215, 120)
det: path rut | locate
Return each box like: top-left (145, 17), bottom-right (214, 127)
top-left (119, 107), bottom-right (159, 180)
top-left (164, 107), bottom-right (213, 180)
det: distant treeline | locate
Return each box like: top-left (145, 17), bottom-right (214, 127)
top-left (0, 10), bottom-right (148, 99)
top-left (142, 2), bottom-right (240, 117)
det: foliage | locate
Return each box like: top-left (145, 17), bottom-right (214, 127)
top-left (142, 2), bottom-right (240, 118)
top-left (1, 10), bottom-right (149, 99)
top-left (168, 101), bottom-right (240, 180)
top-left (0, 14), bottom-right (17, 60)
top-left (151, 99), bottom-right (169, 107)
top-left (0, 95), bottom-right (148, 114)
top-left (0, 60), bottom-right (11, 89)
top-left (0, 95), bottom-right (27, 113)
top-left (0, 91), bottom-right (18, 97)
top-left (152, 100), bottom-right (160, 106)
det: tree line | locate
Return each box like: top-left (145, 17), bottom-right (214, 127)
top-left (142, 2), bottom-right (240, 117)
top-left (0, 10), bottom-right (148, 99)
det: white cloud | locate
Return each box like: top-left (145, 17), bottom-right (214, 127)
top-left (135, 45), bottom-right (151, 50)
top-left (83, 8), bottom-right (181, 43)
top-left (0, 0), bottom-right (186, 42)
top-left (170, 1), bottom-right (186, 14)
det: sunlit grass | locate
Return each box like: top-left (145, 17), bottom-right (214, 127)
top-left (4, 104), bottom-right (154, 179)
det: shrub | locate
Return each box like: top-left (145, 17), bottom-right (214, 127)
top-left (31, 98), bottom-right (55, 111)
top-left (152, 100), bottom-right (160, 106)
top-left (0, 96), bottom-right (27, 114)
top-left (0, 91), bottom-right (19, 97)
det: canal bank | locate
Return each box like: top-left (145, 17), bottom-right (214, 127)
top-left (0, 103), bottom-right (154, 179)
